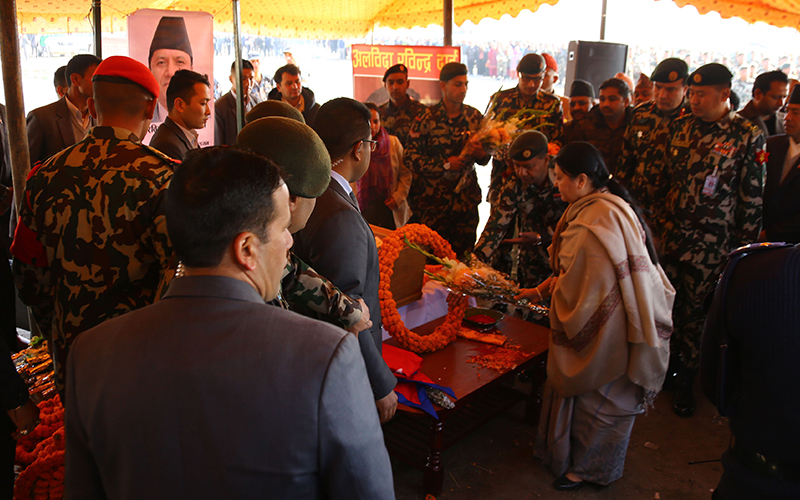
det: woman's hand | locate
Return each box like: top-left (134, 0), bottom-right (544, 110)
top-left (515, 288), bottom-right (543, 303)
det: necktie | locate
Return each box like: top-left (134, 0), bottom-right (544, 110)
top-left (349, 191), bottom-right (360, 211)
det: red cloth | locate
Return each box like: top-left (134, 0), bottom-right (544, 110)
top-left (356, 126), bottom-right (393, 208)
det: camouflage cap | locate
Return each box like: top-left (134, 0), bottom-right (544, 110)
top-left (650, 58), bottom-right (688, 83)
top-left (246, 100), bottom-right (306, 124)
top-left (508, 130), bottom-right (548, 161)
top-left (383, 64), bottom-right (408, 82)
top-left (689, 63), bottom-right (733, 86)
top-left (439, 62), bottom-right (468, 82)
top-left (237, 117), bottom-right (331, 198)
top-left (517, 53), bottom-right (545, 75)
top-left (570, 79), bottom-right (595, 98)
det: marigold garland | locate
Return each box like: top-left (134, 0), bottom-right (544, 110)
top-left (379, 224), bottom-right (469, 353)
top-left (14, 396), bottom-right (65, 500)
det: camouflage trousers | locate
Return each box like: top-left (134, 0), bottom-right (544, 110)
top-left (410, 206), bottom-right (479, 258)
top-left (662, 257), bottom-right (723, 370)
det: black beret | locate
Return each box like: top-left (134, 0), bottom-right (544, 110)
top-left (689, 63), bottom-right (733, 86)
top-left (789, 84), bottom-right (800, 105)
top-left (439, 62), bottom-right (468, 82)
top-left (517, 53), bottom-right (545, 75)
top-left (148, 17), bottom-right (193, 64)
top-left (383, 64), bottom-right (408, 82)
top-left (650, 58), bottom-right (688, 83)
top-left (570, 79), bottom-right (595, 98)
top-left (237, 117), bottom-right (331, 199)
top-left (508, 131), bottom-right (548, 161)
top-left (246, 101), bottom-right (306, 124)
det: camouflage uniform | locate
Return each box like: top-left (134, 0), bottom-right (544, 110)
top-left (658, 111), bottom-right (766, 369)
top-left (405, 101), bottom-right (489, 256)
top-left (273, 252), bottom-right (363, 328)
top-left (616, 100), bottom-right (691, 226)
top-left (378, 97), bottom-right (428, 147)
top-left (11, 126), bottom-right (177, 389)
top-left (569, 105), bottom-right (632, 174)
top-left (486, 88), bottom-right (563, 205)
top-left (474, 175), bottom-right (566, 288)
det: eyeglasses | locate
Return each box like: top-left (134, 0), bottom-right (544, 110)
top-left (354, 139), bottom-right (377, 152)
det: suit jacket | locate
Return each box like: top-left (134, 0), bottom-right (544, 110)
top-left (26, 96), bottom-right (81, 167)
top-left (214, 90), bottom-right (260, 147)
top-left (763, 134), bottom-right (800, 242)
top-left (148, 117), bottom-right (194, 160)
top-left (292, 179), bottom-right (397, 400)
top-left (739, 100), bottom-right (784, 137)
top-left (65, 275), bottom-right (394, 500)
top-left (267, 87), bottom-right (321, 127)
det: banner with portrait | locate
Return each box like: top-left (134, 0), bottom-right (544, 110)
top-left (128, 9), bottom-right (214, 148)
top-left (352, 45), bottom-right (461, 105)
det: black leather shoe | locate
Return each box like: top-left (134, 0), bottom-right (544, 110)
top-left (673, 367), bottom-right (697, 418)
top-left (553, 475), bottom-right (585, 491)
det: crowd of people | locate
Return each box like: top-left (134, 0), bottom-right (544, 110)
top-left (0, 39), bottom-right (797, 498)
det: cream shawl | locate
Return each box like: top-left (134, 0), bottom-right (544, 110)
top-left (547, 192), bottom-right (675, 399)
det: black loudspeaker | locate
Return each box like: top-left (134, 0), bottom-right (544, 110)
top-left (565, 41), bottom-right (628, 97)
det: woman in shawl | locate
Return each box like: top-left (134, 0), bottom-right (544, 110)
top-left (517, 142), bottom-right (675, 491)
top-left (353, 102), bottom-right (412, 229)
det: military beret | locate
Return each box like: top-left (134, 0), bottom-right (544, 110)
top-left (246, 101), bottom-right (306, 124)
top-left (788, 84), bottom-right (800, 105)
top-left (570, 79), bottom-right (595, 98)
top-left (92, 56), bottom-right (160, 99)
top-left (383, 64), bottom-right (408, 82)
top-left (650, 58), bottom-right (688, 83)
top-left (237, 117), bottom-right (331, 199)
top-left (508, 130), bottom-right (548, 161)
top-left (148, 17), bottom-right (193, 64)
top-left (517, 53), bottom-right (545, 75)
top-left (542, 53), bottom-right (558, 72)
top-left (689, 63), bottom-right (733, 86)
top-left (439, 62), bottom-right (468, 82)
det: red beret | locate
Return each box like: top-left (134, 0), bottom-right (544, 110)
top-left (92, 56), bottom-right (160, 99)
top-left (542, 53), bottom-right (558, 73)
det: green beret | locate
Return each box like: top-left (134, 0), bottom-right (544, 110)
top-left (148, 17), bottom-right (193, 64)
top-left (237, 117), bottom-right (331, 198)
top-left (383, 64), bottom-right (408, 82)
top-left (246, 101), bottom-right (305, 124)
top-left (517, 53), bottom-right (545, 75)
top-left (689, 63), bottom-right (733, 86)
top-left (439, 62), bottom-right (468, 82)
top-left (570, 79), bottom-right (595, 98)
top-left (508, 131), bottom-right (548, 161)
top-left (650, 58), bottom-right (688, 83)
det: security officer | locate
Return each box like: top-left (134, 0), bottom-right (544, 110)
top-left (12, 56), bottom-right (178, 391)
top-left (474, 131), bottom-right (566, 288)
top-left (405, 62), bottom-right (489, 256)
top-left (378, 64), bottom-right (428, 147)
top-left (617, 58), bottom-right (691, 227)
top-left (658, 62), bottom-right (766, 418)
top-left (485, 53), bottom-right (563, 206)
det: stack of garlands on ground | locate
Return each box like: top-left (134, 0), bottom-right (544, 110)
top-left (12, 339), bottom-right (65, 500)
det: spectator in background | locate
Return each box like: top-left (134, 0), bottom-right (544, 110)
top-left (149, 70), bottom-right (212, 160)
top-left (53, 66), bottom-right (67, 98)
top-left (739, 70), bottom-right (788, 137)
top-left (268, 64), bottom-right (320, 127)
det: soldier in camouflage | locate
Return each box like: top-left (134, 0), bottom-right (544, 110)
top-left (617, 58), bottom-right (691, 228)
top-left (405, 62), bottom-right (490, 256)
top-left (486, 53), bottom-right (563, 205)
top-left (474, 131), bottom-right (566, 288)
top-left (236, 116), bottom-right (370, 333)
top-left (11, 56), bottom-right (177, 391)
top-left (657, 63), bottom-right (766, 418)
top-left (378, 64), bottom-right (428, 147)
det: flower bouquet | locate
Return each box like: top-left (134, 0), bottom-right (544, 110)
top-left (405, 236), bottom-right (549, 315)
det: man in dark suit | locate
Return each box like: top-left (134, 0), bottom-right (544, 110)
top-left (293, 98), bottom-right (398, 423)
top-left (148, 69), bottom-right (211, 159)
top-left (739, 70), bottom-right (788, 137)
top-left (267, 64), bottom-right (321, 127)
top-left (214, 59), bottom-right (259, 146)
top-left (27, 54), bottom-right (101, 166)
top-left (763, 85), bottom-right (800, 243)
top-left (65, 147), bottom-right (395, 499)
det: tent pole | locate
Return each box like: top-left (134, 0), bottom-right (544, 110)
top-left (443, 0), bottom-right (453, 46)
top-left (232, 0), bottom-right (245, 134)
top-left (93, 0), bottom-right (102, 57)
top-left (600, 0), bottom-right (607, 40)
top-left (0, 0), bottom-right (31, 213)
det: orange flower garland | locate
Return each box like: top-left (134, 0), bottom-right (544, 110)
top-left (379, 224), bottom-right (469, 353)
top-left (15, 396), bottom-right (65, 500)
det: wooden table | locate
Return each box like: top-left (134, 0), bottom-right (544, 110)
top-left (382, 315), bottom-right (550, 496)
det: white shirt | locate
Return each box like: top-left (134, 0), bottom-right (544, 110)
top-left (330, 170), bottom-right (353, 197)
top-left (64, 96), bottom-right (90, 142)
top-left (173, 119), bottom-right (199, 149)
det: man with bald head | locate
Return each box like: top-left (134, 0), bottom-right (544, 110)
top-left (12, 56), bottom-right (178, 392)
